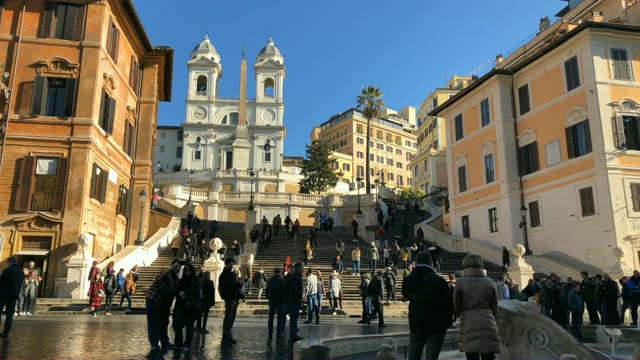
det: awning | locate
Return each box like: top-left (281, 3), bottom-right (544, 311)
top-left (13, 249), bottom-right (50, 256)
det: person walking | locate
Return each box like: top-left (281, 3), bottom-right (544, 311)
top-left (219, 258), bottom-right (244, 344)
top-left (198, 271), bottom-right (215, 334)
top-left (582, 271), bottom-right (601, 325)
top-left (332, 255), bottom-right (343, 276)
top-left (121, 268), bottom-right (137, 312)
top-left (368, 271), bottom-right (386, 327)
top-left (22, 271), bottom-right (38, 316)
top-left (103, 269), bottom-right (117, 315)
top-left (146, 259), bottom-right (181, 352)
top-left (0, 257), bottom-right (25, 338)
top-left (352, 247), bottom-right (361, 276)
top-left (336, 239), bottom-right (345, 258)
top-left (316, 270), bottom-right (326, 316)
top-left (502, 246), bottom-right (510, 271)
top-left (172, 264), bottom-right (202, 351)
top-left (358, 272), bottom-right (372, 324)
top-left (402, 252), bottom-right (453, 360)
top-left (287, 263), bottom-right (304, 342)
top-left (171, 234), bottom-right (181, 258)
top-left (454, 254), bottom-right (501, 360)
top-left (304, 268), bottom-right (319, 324)
top-left (567, 282), bottom-right (585, 341)
top-left (329, 271), bottom-right (342, 315)
top-left (273, 214), bottom-right (282, 236)
top-left (351, 217), bottom-right (359, 242)
top-left (254, 269), bottom-right (268, 300)
top-left (304, 240), bottom-right (314, 267)
top-left (384, 267), bottom-right (397, 304)
top-left (231, 240), bottom-right (242, 264)
top-left (369, 242), bottom-right (379, 272)
top-left (266, 267), bottom-right (286, 339)
top-left (88, 273), bottom-right (104, 318)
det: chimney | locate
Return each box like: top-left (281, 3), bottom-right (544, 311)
top-left (539, 16), bottom-right (550, 33)
top-left (495, 54), bottom-right (503, 66)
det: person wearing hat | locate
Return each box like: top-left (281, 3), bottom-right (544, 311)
top-left (383, 267), bottom-right (397, 304)
top-left (538, 279), bottom-right (555, 318)
top-left (329, 271), bottom-right (342, 315)
top-left (368, 242), bottom-right (379, 272)
top-left (218, 257), bottom-right (244, 344)
top-left (254, 269), bottom-right (268, 300)
top-left (266, 267), bottom-right (286, 338)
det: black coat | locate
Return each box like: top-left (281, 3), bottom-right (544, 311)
top-left (286, 272), bottom-right (303, 302)
top-left (0, 264), bottom-right (25, 299)
top-left (202, 278), bottom-right (215, 307)
top-left (402, 265), bottom-right (453, 335)
top-left (218, 267), bottom-right (242, 301)
top-left (368, 274), bottom-right (385, 303)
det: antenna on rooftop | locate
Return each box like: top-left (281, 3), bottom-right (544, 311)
top-left (468, 59), bottom-right (491, 76)
top-left (442, 69), bottom-right (446, 87)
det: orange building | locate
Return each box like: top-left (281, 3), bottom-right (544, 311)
top-left (0, 0), bottom-right (172, 297)
top-left (433, 0), bottom-right (640, 271)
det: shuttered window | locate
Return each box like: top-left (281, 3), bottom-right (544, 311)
top-left (14, 156), bottom-right (68, 212)
top-left (529, 201), bottom-right (541, 227)
top-left (116, 185), bottom-right (133, 218)
top-left (89, 163), bottom-right (108, 203)
top-left (631, 184), bottom-right (640, 212)
top-left (123, 121), bottom-right (136, 157)
top-left (611, 49), bottom-right (632, 81)
top-left (99, 89), bottom-right (116, 134)
top-left (106, 18), bottom-right (120, 63)
top-left (579, 187), bottom-right (595, 217)
top-left (565, 120), bottom-right (592, 159)
top-left (129, 56), bottom-right (142, 96)
top-left (518, 84), bottom-right (530, 115)
top-left (518, 141), bottom-right (539, 176)
top-left (38, 1), bottom-right (86, 41)
top-left (30, 76), bottom-right (76, 117)
top-left (457, 165), bottom-right (467, 193)
top-left (564, 56), bottom-right (581, 92)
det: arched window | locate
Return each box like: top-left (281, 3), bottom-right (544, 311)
top-left (196, 75), bottom-right (208, 95)
top-left (264, 78), bottom-right (275, 98)
top-left (221, 112), bottom-right (239, 125)
top-left (172, 164), bottom-right (181, 172)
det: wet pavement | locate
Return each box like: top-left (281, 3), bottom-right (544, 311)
top-left (0, 314), bottom-right (412, 360)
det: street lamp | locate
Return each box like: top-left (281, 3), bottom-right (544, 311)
top-left (248, 171), bottom-right (255, 211)
top-left (519, 204), bottom-right (532, 255)
top-left (188, 169), bottom-right (195, 205)
top-left (135, 189), bottom-right (147, 245)
top-left (155, 161), bottom-right (162, 188)
top-left (374, 179), bottom-right (380, 212)
top-left (355, 176), bottom-right (363, 215)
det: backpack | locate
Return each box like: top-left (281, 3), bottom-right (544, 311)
top-left (105, 276), bottom-right (115, 293)
top-left (268, 276), bottom-right (284, 301)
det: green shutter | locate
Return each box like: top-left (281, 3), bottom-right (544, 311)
top-left (30, 76), bottom-right (46, 115)
top-left (15, 156), bottom-right (35, 211)
top-left (99, 170), bottom-right (108, 203)
top-left (565, 127), bottom-right (575, 159)
top-left (125, 188), bottom-right (133, 218)
top-left (38, 1), bottom-right (55, 38)
top-left (72, 4), bottom-right (86, 41)
top-left (90, 163), bottom-right (97, 199)
top-left (583, 120), bottom-right (592, 154)
top-left (615, 115), bottom-right (626, 149)
top-left (106, 97), bottom-right (116, 134)
top-left (63, 78), bottom-right (76, 117)
top-left (52, 157), bottom-right (68, 211)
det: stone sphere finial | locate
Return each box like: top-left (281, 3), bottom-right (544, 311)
top-left (77, 233), bottom-right (93, 249)
top-left (613, 247), bottom-right (625, 260)
top-left (209, 237), bottom-right (222, 252)
top-left (512, 244), bottom-right (526, 258)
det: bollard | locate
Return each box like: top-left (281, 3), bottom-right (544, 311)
top-left (376, 337), bottom-right (397, 360)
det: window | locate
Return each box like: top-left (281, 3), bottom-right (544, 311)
top-left (342, 163), bottom-right (350, 171)
top-left (116, 185), bottom-right (132, 218)
top-left (518, 85), bottom-right (530, 115)
top-left (387, 159), bottom-right (393, 166)
top-left (38, 2), bottom-right (87, 41)
top-left (357, 165), bottom-right (364, 177)
top-left (340, 140), bottom-right (347, 147)
top-left (376, 131), bottom-right (383, 140)
top-left (488, 207), bottom-right (499, 233)
top-left (123, 121), bottom-right (136, 157)
top-left (414, 166), bottom-right (419, 177)
top-left (406, 152), bottom-right (413, 162)
top-left (225, 151), bottom-right (233, 170)
top-left (405, 140), bottom-right (411, 147)
top-left (357, 151), bottom-right (364, 159)
top-left (30, 76), bottom-right (77, 117)
top-left (620, 116), bottom-right (640, 150)
top-left (396, 149), bottom-right (402, 155)
top-left (98, 89), bottom-right (116, 134)
top-left (461, 215), bottom-right (470, 238)
top-left (424, 160), bottom-right (429, 171)
top-left (611, 49), bottom-right (632, 80)
top-left (196, 75), bottom-right (208, 95)
top-left (357, 137), bottom-right (364, 145)
top-left (377, 144), bottom-right (384, 150)
top-left (264, 152), bottom-right (271, 162)
top-left (454, 114), bottom-right (464, 141)
top-left (395, 136), bottom-right (401, 145)
top-left (178, 131), bottom-right (184, 142)
top-left (194, 150), bottom-right (201, 160)
top-left (129, 56), bottom-right (142, 95)
top-left (106, 18), bottom-right (120, 63)
top-left (332, 161), bottom-right (339, 170)
top-left (518, 141), bottom-right (539, 176)
top-left (370, 168), bottom-right (375, 176)
top-left (398, 175), bottom-right (403, 186)
top-left (370, 154), bottom-right (375, 161)
top-left (386, 146), bottom-right (393, 152)
top-left (480, 98), bottom-right (490, 127)
top-left (396, 162), bottom-right (403, 169)
top-left (408, 178), bottom-right (412, 186)
top-left (388, 173), bottom-right (394, 181)
top-left (457, 165), bottom-right (467, 193)
top-left (386, 133), bottom-right (392, 142)
top-left (484, 154), bottom-right (495, 183)
top-left (630, 183), bottom-right (640, 212)
top-left (378, 156), bottom-right (384, 164)
top-left (176, 147), bottom-right (183, 159)
top-left (356, 125), bottom-right (364, 134)
top-left (564, 56), bottom-right (580, 91)
top-left (370, 141), bottom-right (374, 147)
top-left (90, 163), bottom-right (108, 203)
top-left (161, 133), bottom-right (165, 139)
top-left (566, 120), bottom-right (592, 159)
top-left (14, 157), bottom-right (69, 212)
top-left (159, 146), bottom-right (165, 153)
top-left (529, 201), bottom-right (541, 227)
top-left (579, 186), bottom-right (595, 216)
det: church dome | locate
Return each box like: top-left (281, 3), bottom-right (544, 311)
top-left (258, 38), bottom-right (280, 56)
top-left (191, 34), bottom-right (219, 59)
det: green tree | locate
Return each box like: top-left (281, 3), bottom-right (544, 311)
top-left (356, 86), bottom-right (385, 194)
top-left (398, 187), bottom-right (426, 204)
top-left (299, 140), bottom-right (338, 194)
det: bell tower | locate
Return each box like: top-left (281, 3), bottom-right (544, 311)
top-left (254, 37), bottom-right (285, 125)
top-left (185, 34), bottom-right (221, 123)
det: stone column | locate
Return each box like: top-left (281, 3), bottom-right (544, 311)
top-left (244, 210), bottom-right (258, 255)
top-left (507, 244), bottom-right (535, 291)
top-left (64, 233), bottom-right (96, 299)
top-left (202, 237), bottom-right (225, 303)
top-left (355, 214), bottom-right (366, 241)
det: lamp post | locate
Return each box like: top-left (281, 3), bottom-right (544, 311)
top-left (135, 189), bottom-right (147, 245)
top-left (374, 179), bottom-right (380, 212)
top-left (355, 176), bottom-right (363, 215)
top-left (188, 169), bottom-right (195, 205)
top-left (248, 171), bottom-right (255, 211)
top-left (519, 205), bottom-right (532, 255)
top-left (155, 161), bottom-right (162, 188)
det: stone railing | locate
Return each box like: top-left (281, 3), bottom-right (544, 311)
top-left (422, 201), bottom-right (442, 217)
top-left (329, 194), bottom-right (375, 206)
top-left (98, 216), bottom-right (181, 273)
top-left (220, 192), bottom-right (326, 205)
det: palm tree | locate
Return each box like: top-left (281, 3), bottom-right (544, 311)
top-left (356, 86), bottom-right (385, 194)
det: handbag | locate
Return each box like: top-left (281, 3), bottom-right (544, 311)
top-left (185, 297), bottom-right (202, 314)
top-left (98, 290), bottom-right (105, 298)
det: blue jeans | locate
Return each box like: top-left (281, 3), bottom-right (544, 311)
top-left (16, 292), bottom-right (23, 313)
top-left (0, 297), bottom-right (17, 334)
top-left (146, 298), bottom-right (171, 348)
top-left (307, 295), bottom-right (319, 321)
top-left (288, 300), bottom-right (301, 338)
top-left (369, 259), bottom-right (377, 272)
top-left (352, 261), bottom-right (360, 274)
top-left (268, 301), bottom-right (285, 336)
top-left (408, 329), bottom-right (447, 360)
top-left (316, 293), bottom-right (322, 313)
top-left (361, 297), bottom-right (371, 321)
top-left (120, 291), bottom-right (132, 310)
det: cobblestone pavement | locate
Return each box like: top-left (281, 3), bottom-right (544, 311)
top-left (0, 314), bottom-right (412, 360)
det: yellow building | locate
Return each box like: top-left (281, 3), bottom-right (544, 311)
top-left (410, 75), bottom-right (474, 197)
top-left (0, 0), bottom-right (172, 296)
top-left (311, 107), bottom-right (417, 193)
top-left (432, 0), bottom-right (640, 271)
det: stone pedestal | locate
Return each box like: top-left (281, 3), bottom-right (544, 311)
top-left (355, 214), bottom-right (366, 241)
top-left (64, 233), bottom-right (95, 299)
top-left (244, 210), bottom-right (258, 255)
top-left (376, 337), bottom-right (397, 360)
top-left (610, 247), bottom-right (633, 280)
top-left (620, 328), bottom-right (640, 360)
top-left (507, 244), bottom-right (535, 291)
top-left (202, 237), bottom-right (225, 303)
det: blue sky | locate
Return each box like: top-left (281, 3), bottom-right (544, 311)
top-left (135, 0), bottom-right (564, 156)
